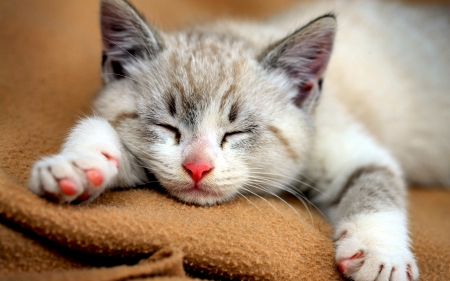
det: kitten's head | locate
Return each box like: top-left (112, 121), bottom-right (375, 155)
top-left (95, 0), bottom-right (335, 205)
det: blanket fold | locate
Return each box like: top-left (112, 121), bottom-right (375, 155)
top-left (0, 171), bottom-right (341, 280)
top-left (2, 247), bottom-right (190, 281)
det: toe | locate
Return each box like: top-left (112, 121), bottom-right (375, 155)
top-left (407, 262), bottom-right (419, 281)
top-left (59, 179), bottom-right (78, 196)
top-left (337, 251), bottom-right (364, 275)
top-left (338, 259), bottom-right (351, 274)
top-left (375, 265), bottom-right (391, 281)
top-left (85, 169), bottom-right (103, 186)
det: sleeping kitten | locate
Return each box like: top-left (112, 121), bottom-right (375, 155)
top-left (29, 0), bottom-right (450, 280)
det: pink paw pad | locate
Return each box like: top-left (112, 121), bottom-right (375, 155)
top-left (85, 169), bottom-right (103, 186)
top-left (59, 179), bottom-right (77, 196)
top-left (338, 251), bottom-right (364, 274)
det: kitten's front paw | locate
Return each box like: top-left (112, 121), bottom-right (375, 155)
top-left (29, 152), bottom-right (119, 203)
top-left (334, 212), bottom-right (418, 281)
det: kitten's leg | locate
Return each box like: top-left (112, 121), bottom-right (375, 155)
top-left (328, 167), bottom-right (418, 281)
top-left (29, 117), bottom-right (146, 203)
top-left (309, 99), bottom-right (419, 281)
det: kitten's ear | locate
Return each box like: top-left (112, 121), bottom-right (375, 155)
top-left (260, 15), bottom-right (336, 111)
top-left (100, 0), bottom-right (163, 82)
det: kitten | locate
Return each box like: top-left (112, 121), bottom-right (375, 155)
top-left (29, 0), bottom-right (450, 280)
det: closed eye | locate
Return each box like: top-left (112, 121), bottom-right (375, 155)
top-left (221, 131), bottom-right (247, 147)
top-left (156, 124), bottom-right (181, 143)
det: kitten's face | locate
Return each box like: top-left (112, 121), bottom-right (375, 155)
top-left (95, 0), bottom-right (335, 205)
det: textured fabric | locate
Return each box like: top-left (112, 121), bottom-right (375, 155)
top-left (0, 1), bottom-right (449, 280)
top-left (1, 247), bottom-right (189, 281)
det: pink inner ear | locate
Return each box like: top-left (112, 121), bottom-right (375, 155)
top-left (307, 47), bottom-right (332, 79)
top-left (294, 80), bottom-right (314, 106)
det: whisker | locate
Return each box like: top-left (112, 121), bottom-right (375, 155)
top-left (246, 166), bottom-right (315, 182)
top-left (247, 168), bottom-right (327, 197)
top-left (247, 174), bottom-right (327, 221)
top-left (245, 182), bottom-right (302, 221)
top-left (247, 176), bottom-right (318, 207)
top-left (236, 190), bottom-right (263, 213)
top-left (121, 139), bottom-right (157, 161)
top-left (247, 177), bottom-right (315, 224)
top-left (119, 140), bottom-right (172, 177)
top-left (241, 186), bottom-right (286, 220)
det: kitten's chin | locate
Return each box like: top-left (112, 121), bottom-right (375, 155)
top-left (169, 186), bottom-right (234, 206)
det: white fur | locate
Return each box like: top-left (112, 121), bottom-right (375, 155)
top-left (307, 94), bottom-right (403, 219)
top-left (272, 0), bottom-right (450, 185)
top-left (220, 0), bottom-right (450, 185)
top-left (335, 211), bottom-right (418, 281)
top-left (29, 117), bottom-right (145, 202)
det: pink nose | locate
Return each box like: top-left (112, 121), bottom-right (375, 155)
top-left (183, 163), bottom-right (213, 183)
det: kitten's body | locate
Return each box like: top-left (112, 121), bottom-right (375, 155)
top-left (29, 0), bottom-right (450, 280)
top-left (211, 0), bottom-right (450, 186)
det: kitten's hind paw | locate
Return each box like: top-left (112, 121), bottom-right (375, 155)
top-left (334, 212), bottom-right (419, 281)
top-left (29, 152), bottom-right (119, 203)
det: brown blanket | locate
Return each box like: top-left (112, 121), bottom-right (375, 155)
top-left (1, 0), bottom-right (449, 280)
